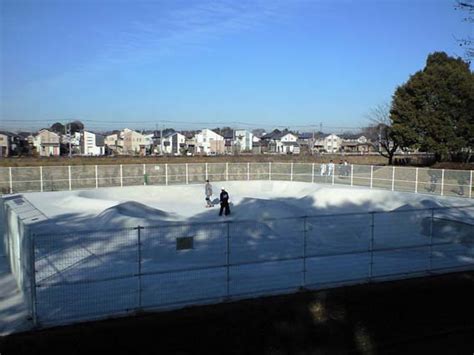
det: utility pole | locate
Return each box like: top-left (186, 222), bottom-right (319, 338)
top-left (68, 123), bottom-right (72, 158)
top-left (160, 125), bottom-right (164, 155)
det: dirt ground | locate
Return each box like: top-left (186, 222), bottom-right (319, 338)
top-left (0, 154), bottom-right (412, 167)
top-left (1, 272), bottom-right (473, 354)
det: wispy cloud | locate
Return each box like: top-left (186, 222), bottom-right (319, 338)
top-left (94, 0), bottom-right (291, 67)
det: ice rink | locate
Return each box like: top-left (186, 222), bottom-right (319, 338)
top-left (3, 181), bottom-right (474, 328)
top-left (18, 181), bottom-right (474, 233)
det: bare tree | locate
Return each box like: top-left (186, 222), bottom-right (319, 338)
top-left (455, 0), bottom-right (474, 61)
top-left (363, 103), bottom-right (399, 165)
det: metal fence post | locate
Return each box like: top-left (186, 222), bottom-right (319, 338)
top-left (269, 162), bottom-right (272, 181)
top-left (186, 163), bottom-right (189, 184)
top-left (39, 166), bottom-right (43, 192)
top-left (370, 165), bottom-right (374, 189)
top-left (440, 169), bottom-right (445, 196)
top-left (226, 222), bottom-right (230, 299)
top-left (165, 164), bottom-right (168, 185)
top-left (391, 166), bottom-right (395, 191)
top-left (136, 226), bottom-right (143, 309)
top-left (247, 162), bottom-right (250, 181)
top-left (290, 162), bottom-right (294, 181)
top-left (68, 165), bottom-right (72, 191)
top-left (369, 212), bottom-right (375, 281)
top-left (95, 165), bottom-right (98, 188)
top-left (9, 167), bottom-right (13, 194)
top-left (302, 216), bottom-right (307, 289)
top-left (350, 164), bottom-right (354, 186)
top-left (415, 167), bottom-right (419, 194)
top-left (29, 232), bottom-right (38, 326)
top-left (311, 163), bottom-right (315, 183)
top-left (429, 209), bottom-right (434, 272)
top-left (120, 164), bottom-right (123, 187)
top-left (470, 170), bottom-right (473, 199)
top-left (205, 163), bottom-right (208, 181)
top-left (225, 162), bottom-right (229, 181)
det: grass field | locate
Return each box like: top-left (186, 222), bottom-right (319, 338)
top-left (1, 272), bottom-right (473, 354)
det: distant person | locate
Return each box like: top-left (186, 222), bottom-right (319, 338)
top-left (457, 175), bottom-right (466, 196)
top-left (219, 187), bottom-right (231, 216)
top-left (205, 180), bottom-right (213, 207)
top-left (320, 163), bottom-right (327, 176)
top-left (344, 160), bottom-right (349, 176)
top-left (327, 160), bottom-right (335, 177)
top-left (429, 172), bottom-right (438, 193)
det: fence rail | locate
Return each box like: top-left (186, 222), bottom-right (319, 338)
top-left (0, 162), bottom-right (473, 199)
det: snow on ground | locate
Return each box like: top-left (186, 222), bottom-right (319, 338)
top-left (3, 181), bottom-right (474, 329)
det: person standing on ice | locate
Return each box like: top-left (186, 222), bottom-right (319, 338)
top-left (320, 163), bottom-right (327, 176)
top-left (327, 160), bottom-right (335, 176)
top-left (219, 187), bottom-right (231, 216)
top-left (205, 180), bottom-right (213, 207)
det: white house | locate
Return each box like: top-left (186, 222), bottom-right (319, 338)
top-left (122, 128), bottom-right (147, 155)
top-left (194, 129), bottom-right (225, 155)
top-left (323, 134), bottom-right (342, 153)
top-left (32, 129), bottom-right (60, 156)
top-left (81, 131), bottom-right (105, 156)
top-left (276, 133), bottom-right (299, 154)
top-left (162, 132), bottom-right (186, 155)
top-left (234, 129), bottom-right (253, 152)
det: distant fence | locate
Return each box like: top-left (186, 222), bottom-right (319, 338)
top-left (3, 197), bottom-right (474, 327)
top-left (0, 162), bottom-right (473, 198)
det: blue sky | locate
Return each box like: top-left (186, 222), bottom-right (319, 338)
top-left (0, 0), bottom-right (471, 132)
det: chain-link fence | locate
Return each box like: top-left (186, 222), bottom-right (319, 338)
top-left (0, 162), bottom-right (473, 198)
top-left (2, 205), bottom-right (466, 326)
top-left (1, 162), bottom-right (473, 328)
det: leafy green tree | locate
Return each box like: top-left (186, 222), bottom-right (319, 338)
top-left (50, 122), bottom-right (65, 134)
top-left (390, 52), bottom-right (474, 162)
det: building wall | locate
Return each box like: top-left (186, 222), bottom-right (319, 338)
top-left (0, 134), bottom-right (9, 157)
top-left (82, 131), bottom-right (104, 156)
top-left (324, 134), bottom-right (342, 153)
top-left (123, 129), bottom-right (146, 155)
top-left (235, 130), bottom-right (253, 151)
top-left (35, 130), bottom-right (60, 156)
top-left (195, 129), bottom-right (224, 154)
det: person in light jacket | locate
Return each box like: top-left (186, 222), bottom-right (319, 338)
top-left (205, 180), bottom-right (213, 207)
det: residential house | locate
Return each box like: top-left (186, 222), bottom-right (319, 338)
top-left (81, 130), bottom-right (105, 156)
top-left (122, 128), bottom-right (147, 155)
top-left (340, 135), bottom-right (373, 153)
top-left (162, 132), bottom-right (186, 155)
top-left (234, 129), bottom-right (253, 152)
top-left (32, 129), bottom-right (60, 156)
top-left (0, 131), bottom-right (23, 157)
top-left (317, 133), bottom-right (342, 153)
top-left (105, 133), bottom-right (123, 155)
top-left (260, 129), bottom-right (300, 154)
top-left (194, 129), bottom-right (225, 155)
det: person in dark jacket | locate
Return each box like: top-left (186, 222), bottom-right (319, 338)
top-left (205, 180), bottom-right (213, 207)
top-left (219, 187), bottom-right (231, 216)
